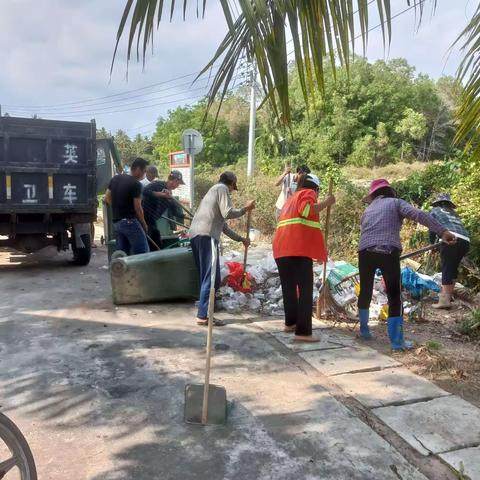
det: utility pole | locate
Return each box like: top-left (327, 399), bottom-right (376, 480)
top-left (247, 62), bottom-right (257, 177)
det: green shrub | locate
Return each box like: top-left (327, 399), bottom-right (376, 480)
top-left (460, 309), bottom-right (480, 338)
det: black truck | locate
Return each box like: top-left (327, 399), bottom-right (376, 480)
top-left (0, 116), bottom-right (120, 265)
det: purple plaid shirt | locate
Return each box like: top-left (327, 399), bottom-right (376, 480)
top-left (358, 197), bottom-right (446, 252)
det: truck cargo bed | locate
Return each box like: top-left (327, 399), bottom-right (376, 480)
top-left (0, 116), bottom-right (96, 215)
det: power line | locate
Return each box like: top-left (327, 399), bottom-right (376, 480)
top-left (5, 1), bottom-right (371, 112)
top-left (23, 93), bottom-right (208, 120)
top-left (3, 67), bottom-right (220, 110)
top-left (8, 83), bottom-right (211, 117)
top-left (8, 71), bottom-right (243, 119)
top-left (8, 78), bottom-right (212, 113)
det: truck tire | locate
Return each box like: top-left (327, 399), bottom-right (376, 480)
top-left (72, 233), bottom-right (92, 266)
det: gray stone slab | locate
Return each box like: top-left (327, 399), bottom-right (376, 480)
top-left (272, 329), bottom-right (346, 352)
top-left (440, 446), bottom-right (480, 479)
top-left (333, 367), bottom-right (450, 408)
top-left (257, 394), bottom-right (428, 480)
top-left (373, 396), bottom-right (480, 456)
top-left (300, 346), bottom-right (401, 376)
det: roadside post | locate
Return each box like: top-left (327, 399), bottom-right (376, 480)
top-left (181, 129), bottom-right (203, 210)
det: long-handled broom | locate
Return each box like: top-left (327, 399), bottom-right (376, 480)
top-left (241, 210), bottom-right (252, 290)
top-left (316, 178), bottom-right (334, 319)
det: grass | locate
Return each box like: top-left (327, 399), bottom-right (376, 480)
top-left (460, 309), bottom-right (480, 338)
top-left (343, 161), bottom-right (435, 184)
top-left (425, 340), bottom-right (442, 352)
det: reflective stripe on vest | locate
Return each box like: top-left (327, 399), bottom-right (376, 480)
top-left (277, 217), bottom-right (320, 229)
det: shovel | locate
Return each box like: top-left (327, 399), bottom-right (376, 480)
top-left (242, 210), bottom-right (252, 289)
top-left (184, 237), bottom-right (227, 425)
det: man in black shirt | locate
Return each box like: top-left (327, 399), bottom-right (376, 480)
top-left (105, 157), bottom-right (149, 255)
top-left (142, 170), bottom-right (185, 249)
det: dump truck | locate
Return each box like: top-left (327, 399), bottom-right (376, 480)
top-left (0, 116), bottom-right (120, 265)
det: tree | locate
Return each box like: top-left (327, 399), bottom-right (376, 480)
top-left (151, 100), bottom-right (247, 169)
top-left (395, 108), bottom-right (427, 161)
top-left (112, 1), bottom-right (480, 158)
top-left (113, 129), bottom-right (134, 164)
top-left (97, 127), bottom-right (111, 139)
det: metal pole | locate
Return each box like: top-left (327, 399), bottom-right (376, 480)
top-left (247, 63), bottom-right (257, 177)
top-left (189, 134), bottom-right (195, 209)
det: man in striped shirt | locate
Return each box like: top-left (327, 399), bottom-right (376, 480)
top-left (429, 193), bottom-right (470, 309)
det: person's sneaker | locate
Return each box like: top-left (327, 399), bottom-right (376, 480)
top-left (391, 340), bottom-right (414, 351)
top-left (356, 332), bottom-right (374, 340)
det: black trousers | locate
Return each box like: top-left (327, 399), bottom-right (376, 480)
top-left (358, 249), bottom-right (402, 317)
top-left (145, 215), bottom-right (162, 250)
top-left (275, 256), bottom-right (313, 336)
top-left (440, 238), bottom-right (469, 285)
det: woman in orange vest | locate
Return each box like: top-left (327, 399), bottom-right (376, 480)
top-left (272, 173), bottom-right (336, 342)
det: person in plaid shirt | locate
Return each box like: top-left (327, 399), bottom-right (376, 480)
top-left (429, 193), bottom-right (470, 309)
top-left (358, 179), bottom-right (456, 351)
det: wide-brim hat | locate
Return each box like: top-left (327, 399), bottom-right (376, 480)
top-left (432, 193), bottom-right (456, 208)
top-left (170, 170), bottom-right (186, 185)
top-left (363, 178), bottom-right (395, 203)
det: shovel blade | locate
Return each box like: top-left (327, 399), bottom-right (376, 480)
top-left (184, 384), bottom-right (227, 425)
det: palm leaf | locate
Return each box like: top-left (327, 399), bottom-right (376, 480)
top-left (455, 5), bottom-right (480, 159)
top-left (113, 1), bottom-right (435, 128)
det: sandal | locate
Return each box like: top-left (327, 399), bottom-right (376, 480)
top-left (284, 325), bottom-right (296, 333)
top-left (294, 335), bottom-right (321, 343)
top-left (196, 318), bottom-right (226, 327)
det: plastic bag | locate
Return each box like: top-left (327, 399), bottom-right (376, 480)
top-left (401, 267), bottom-right (440, 299)
top-left (225, 261), bottom-right (253, 293)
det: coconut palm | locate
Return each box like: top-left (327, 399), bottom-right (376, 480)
top-left (113, 1), bottom-right (479, 154)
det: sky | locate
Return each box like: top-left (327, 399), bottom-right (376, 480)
top-left (0, 0), bottom-right (476, 137)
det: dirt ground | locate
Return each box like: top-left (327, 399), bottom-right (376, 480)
top-left (331, 298), bottom-right (480, 408)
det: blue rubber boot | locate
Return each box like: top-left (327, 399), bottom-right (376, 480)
top-left (358, 309), bottom-right (372, 339)
top-left (387, 316), bottom-right (413, 351)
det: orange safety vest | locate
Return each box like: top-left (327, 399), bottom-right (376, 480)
top-left (272, 188), bottom-right (327, 261)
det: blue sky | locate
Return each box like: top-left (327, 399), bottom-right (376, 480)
top-left (0, 0), bottom-right (475, 137)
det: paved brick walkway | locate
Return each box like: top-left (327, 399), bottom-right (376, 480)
top-left (253, 318), bottom-right (480, 479)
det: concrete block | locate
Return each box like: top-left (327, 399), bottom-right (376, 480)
top-left (440, 446), bottom-right (480, 479)
top-left (259, 396), bottom-right (428, 480)
top-left (300, 347), bottom-right (401, 376)
top-left (373, 396), bottom-right (480, 455)
top-left (333, 367), bottom-right (450, 408)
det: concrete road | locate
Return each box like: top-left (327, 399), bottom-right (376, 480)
top-left (0, 245), bottom-right (451, 479)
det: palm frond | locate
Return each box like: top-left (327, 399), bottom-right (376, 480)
top-left (113, 1), bottom-right (435, 128)
top-left (455, 5), bottom-right (480, 160)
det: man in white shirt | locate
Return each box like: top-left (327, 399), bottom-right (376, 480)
top-left (274, 164), bottom-right (310, 218)
top-left (140, 165), bottom-right (158, 188)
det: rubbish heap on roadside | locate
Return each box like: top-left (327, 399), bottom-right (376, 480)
top-left (215, 248), bottom-right (457, 319)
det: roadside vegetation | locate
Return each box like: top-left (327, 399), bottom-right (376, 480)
top-left (98, 56), bottom-right (479, 287)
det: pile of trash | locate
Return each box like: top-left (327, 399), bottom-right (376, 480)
top-left (216, 252), bottom-right (356, 316)
top-left (218, 253), bottom-right (284, 315)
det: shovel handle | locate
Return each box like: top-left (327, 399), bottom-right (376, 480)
top-left (201, 238), bottom-right (218, 425)
top-left (146, 234), bottom-right (161, 251)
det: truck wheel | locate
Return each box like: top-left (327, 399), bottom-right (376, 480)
top-left (72, 233), bottom-right (92, 266)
